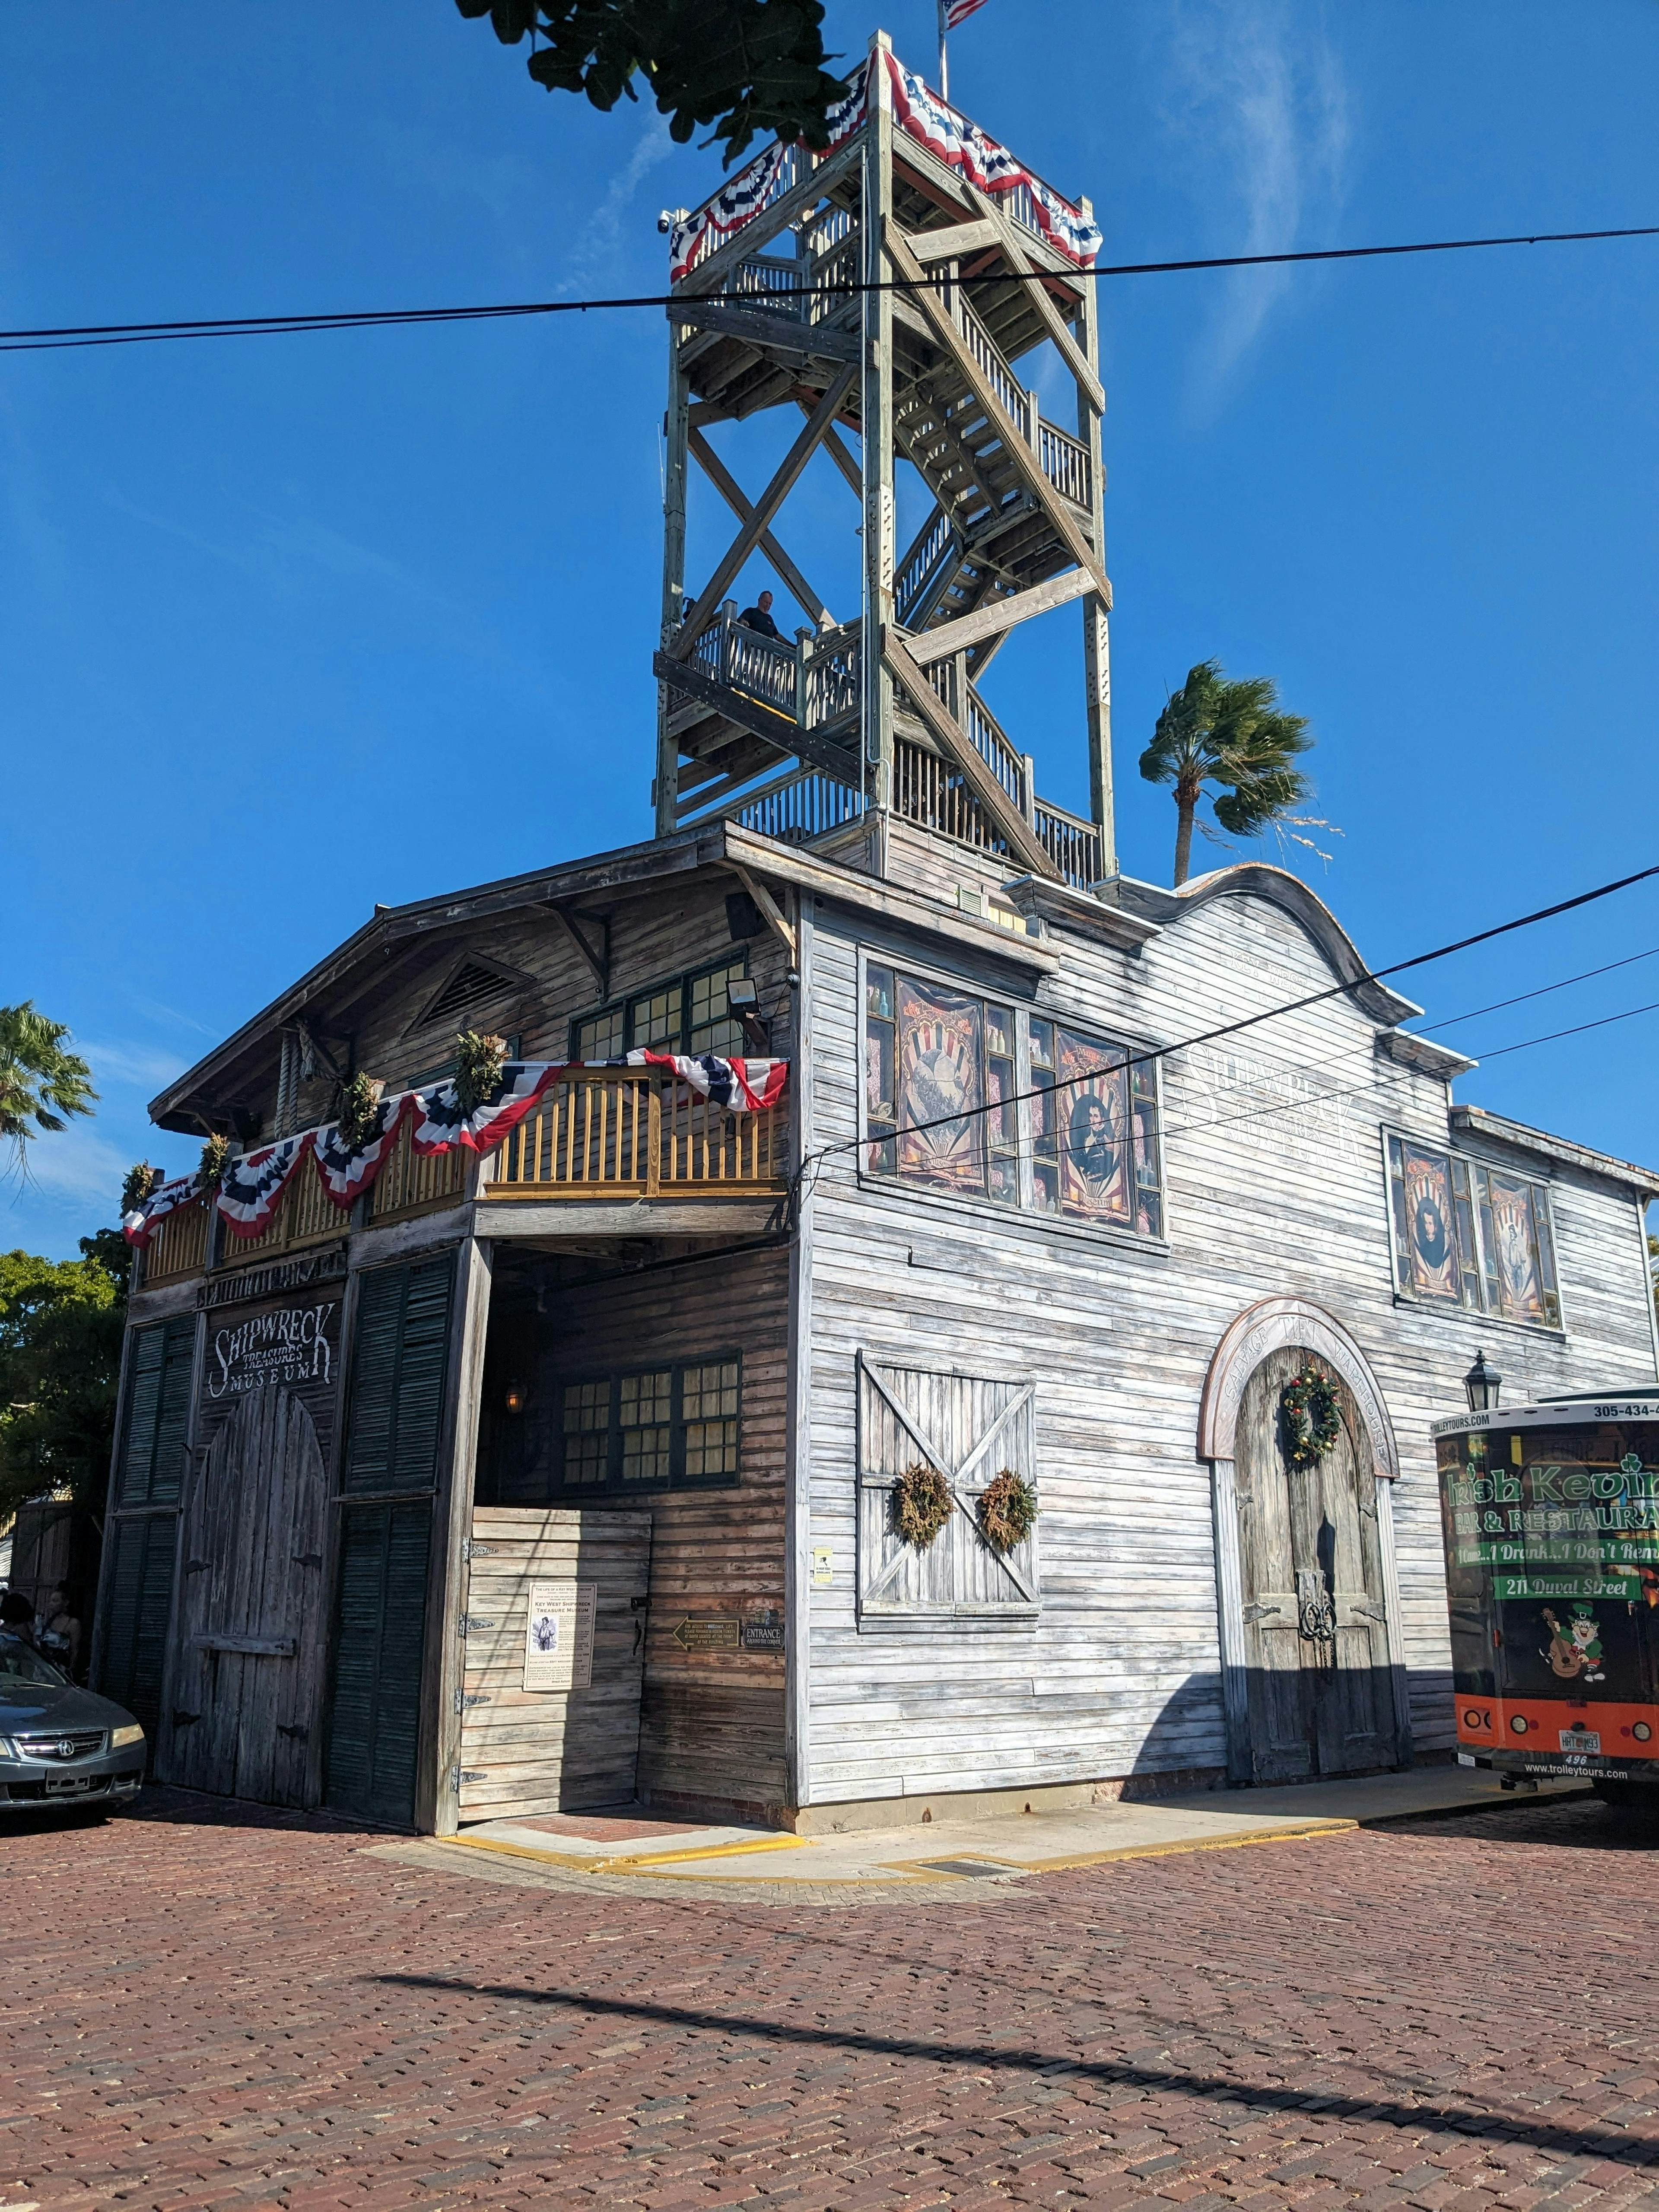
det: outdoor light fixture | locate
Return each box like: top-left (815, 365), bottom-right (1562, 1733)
top-left (726, 978), bottom-right (760, 1011)
top-left (1463, 1350), bottom-right (1502, 1414)
top-left (503, 1381), bottom-right (528, 1415)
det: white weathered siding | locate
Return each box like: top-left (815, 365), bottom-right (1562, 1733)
top-left (798, 870), bottom-right (1656, 1806)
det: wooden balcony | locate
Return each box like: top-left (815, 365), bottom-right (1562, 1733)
top-left (483, 1071), bottom-right (788, 1201)
top-left (141, 1196), bottom-right (211, 1288)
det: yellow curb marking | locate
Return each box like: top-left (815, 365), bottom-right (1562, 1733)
top-left (442, 1829), bottom-right (807, 1874)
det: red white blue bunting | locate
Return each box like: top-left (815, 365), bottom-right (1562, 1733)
top-left (218, 1135), bottom-right (313, 1241)
top-left (884, 57), bottom-right (1102, 268)
top-left (123, 1056), bottom-right (790, 1247)
top-left (313, 1094), bottom-right (410, 1207)
top-left (121, 1172), bottom-right (201, 1250)
top-left (669, 69), bottom-right (869, 282)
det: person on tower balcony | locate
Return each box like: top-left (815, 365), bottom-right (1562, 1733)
top-left (737, 589), bottom-right (780, 639)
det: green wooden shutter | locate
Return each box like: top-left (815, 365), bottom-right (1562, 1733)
top-left (324, 1500), bottom-right (433, 1825)
top-left (340, 1258), bottom-right (454, 1496)
top-left (115, 1315), bottom-right (197, 1508)
top-left (97, 1512), bottom-right (177, 1739)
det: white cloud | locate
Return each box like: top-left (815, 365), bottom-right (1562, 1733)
top-left (1159, 0), bottom-right (1351, 410)
top-left (77, 1041), bottom-right (190, 1092)
top-left (557, 112), bottom-right (677, 289)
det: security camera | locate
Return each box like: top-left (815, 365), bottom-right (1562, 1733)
top-left (657, 207), bottom-right (690, 235)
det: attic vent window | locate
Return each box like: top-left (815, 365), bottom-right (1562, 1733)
top-left (419, 962), bottom-right (515, 1030)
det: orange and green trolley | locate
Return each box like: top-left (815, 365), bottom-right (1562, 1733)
top-left (1434, 1392), bottom-right (1659, 1802)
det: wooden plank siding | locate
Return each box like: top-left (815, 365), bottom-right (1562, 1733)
top-left (482, 1246), bottom-right (793, 1820)
top-left (798, 875), bottom-right (1657, 1810)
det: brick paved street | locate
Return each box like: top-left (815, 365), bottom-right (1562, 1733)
top-left (2, 1788), bottom-right (1656, 2211)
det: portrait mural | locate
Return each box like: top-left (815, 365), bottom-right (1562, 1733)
top-left (1055, 1030), bottom-right (1131, 1223)
top-left (896, 979), bottom-right (985, 1192)
top-left (1399, 1141), bottom-right (1460, 1301)
top-left (1484, 1170), bottom-right (1547, 1323)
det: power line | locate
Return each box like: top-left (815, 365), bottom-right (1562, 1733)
top-left (4, 222), bottom-right (1657, 355)
top-left (798, 858), bottom-right (1659, 1195)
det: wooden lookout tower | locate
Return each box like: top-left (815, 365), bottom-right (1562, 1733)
top-left (654, 30), bottom-right (1114, 893)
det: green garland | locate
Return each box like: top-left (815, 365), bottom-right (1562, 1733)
top-left (1281, 1367), bottom-right (1341, 1466)
top-left (121, 1162), bottom-right (161, 1217)
top-left (337, 1071), bottom-right (386, 1153)
top-left (197, 1132), bottom-right (232, 1194)
top-left (977, 1469), bottom-right (1038, 1552)
top-left (453, 1030), bottom-right (508, 1116)
top-left (893, 1463), bottom-right (953, 1549)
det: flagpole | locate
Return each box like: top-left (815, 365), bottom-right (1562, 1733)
top-left (938, 0), bottom-right (949, 100)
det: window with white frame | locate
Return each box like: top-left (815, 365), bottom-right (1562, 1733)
top-left (863, 960), bottom-right (1163, 1237)
top-left (1384, 1132), bottom-right (1561, 1328)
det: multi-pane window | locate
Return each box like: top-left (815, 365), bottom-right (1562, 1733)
top-left (573, 957), bottom-right (747, 1062)
top-left (558, 1356), bottom-right (741, 1491)
top-left (1386, 1133), bottom-right (1561, 1328)
top-left (865, 962), bottom-right (1163, 1237)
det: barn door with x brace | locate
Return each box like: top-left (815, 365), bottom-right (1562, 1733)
top-left (856, 1354), bottom-right (1039, 1626)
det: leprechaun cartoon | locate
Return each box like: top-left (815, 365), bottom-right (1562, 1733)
top-left (1541, 1606), bottom-right (1606, 1682)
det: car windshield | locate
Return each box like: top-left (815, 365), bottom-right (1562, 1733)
top-left (0, 1634), bottom-right (70, 1688)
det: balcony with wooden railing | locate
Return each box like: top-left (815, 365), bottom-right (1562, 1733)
top-left (483, 1070), bottom-right (788, 1201)
top-left (140, 1196), bottom-right (212, 1288)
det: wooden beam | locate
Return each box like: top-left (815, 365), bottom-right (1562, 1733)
top-left (884, 219), bottom-right (1113, 613)
top-left (543, 904), bottom-right (610, 1000)
top-left (668, 298), bottom-right (860, 365)
top-left (670, 365), bottom-right (857, 660)
top-left (729, 866), bottom-right (797, 963)
top-left (960, 181), bottom-right (1103, 411)
top-left (881, 629), bottom-right (1060, 881)
top-left (903, 569), bottom-right (1093, 665)
top-left (900, 217), bottom-right (999, 264)
top-left (689, 430), bottom-right (831, 629)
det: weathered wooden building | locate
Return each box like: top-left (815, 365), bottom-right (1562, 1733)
top-left (97, 36), bottom-right (1659, 1833)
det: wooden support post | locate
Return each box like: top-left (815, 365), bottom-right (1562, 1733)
top-left (1076, 195), bottom-right (1117, 878)
top-left (864, 33), bottom-right (897, 822)
top-left (657, 343), bottom-right (691, 835)
top-left (425, 1234), bottom-right (493, 1838)
top-left (730, 863), bottom-right (798, 963)
top-left (882, 629), bottom-right (1060, 880)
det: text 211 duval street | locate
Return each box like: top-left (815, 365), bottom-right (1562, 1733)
top-left (1435, 1394), bottom-right (1659, 1799)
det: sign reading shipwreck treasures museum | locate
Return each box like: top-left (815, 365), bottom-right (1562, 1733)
top-left (195, 1291), bottom-right (344, 1465)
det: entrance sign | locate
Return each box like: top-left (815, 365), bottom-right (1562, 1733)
top-left (523, 1581), bottom-right (596, 1691)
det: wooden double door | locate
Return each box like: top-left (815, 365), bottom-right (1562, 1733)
top-left (167, 1386), bottom-right (330, 1807)
top-left (1235, 1346), bottom-right (1399, 1783)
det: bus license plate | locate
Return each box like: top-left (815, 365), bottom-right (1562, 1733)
top-left (1558, 1728), bottom-right (1601, 1754)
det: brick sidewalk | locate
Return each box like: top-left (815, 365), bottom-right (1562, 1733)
top-left (2, 1788), bottom-right (1655, 2210)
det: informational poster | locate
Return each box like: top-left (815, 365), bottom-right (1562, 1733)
top-left (522, 1580), bottom-right (596, 1692)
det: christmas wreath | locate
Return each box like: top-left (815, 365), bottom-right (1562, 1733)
top-left (453, 1030), bottom-right (509, 1116)
top-left (977, 1469), bottom-right (1038, 1553)
top-left (1281, 1367), bottom-right (1341, 1467)
top-left (893, 1462), bottom-right (953, 1549)
top-left (337, 1071), bottom-right (387, 1153)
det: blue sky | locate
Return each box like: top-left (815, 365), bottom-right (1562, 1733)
top-left (3, 0), bottom-right (1657, 1257)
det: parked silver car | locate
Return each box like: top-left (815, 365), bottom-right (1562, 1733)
top-left (0, 1632), bottom-right (146, 1815)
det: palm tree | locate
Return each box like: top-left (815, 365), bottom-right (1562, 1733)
top-left (1139, 659), bottom-right (1317, 887)
top-left (0, 1004), bottom-right (96, 1175)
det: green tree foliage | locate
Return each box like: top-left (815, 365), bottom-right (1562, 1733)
top-left (1138, 659), bottom-right (1326, 889)
top-left (0, 1002), bottom-right (96, 1176)
top-left (454, 0), bottom-right (850, 162)
top-left (0, 1233), bottom-right (128, 1524)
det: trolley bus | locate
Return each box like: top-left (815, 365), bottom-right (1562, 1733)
top-left (1435, 1391), bottom-right (1659, 1803)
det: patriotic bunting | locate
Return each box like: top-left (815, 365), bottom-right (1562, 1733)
top-left (218, 1135), bottom-right (314, 1241)
top-left (884, 57), bottom-right (1102, 269)
top-left (313, 1094), bottom-right (410, 1207)
top-left (121, 1172), bottom-right (201, 1250)
top-left (407, 1061), bottom-right (563, 1157)
top-left (122, 1056), bottom-right (791, 1247)
top-left (667, 51), bottom-right (1099, 288)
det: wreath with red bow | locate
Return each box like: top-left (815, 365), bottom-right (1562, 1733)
top-left (1281, 1367), bottom-right (1341, 1467)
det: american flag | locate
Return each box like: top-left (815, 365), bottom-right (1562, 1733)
top-left (944, 0), bottom-right (991, 26)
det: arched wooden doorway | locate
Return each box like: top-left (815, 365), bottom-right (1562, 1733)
top-left (1199, 1298), bottom-right (1411, 1785)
